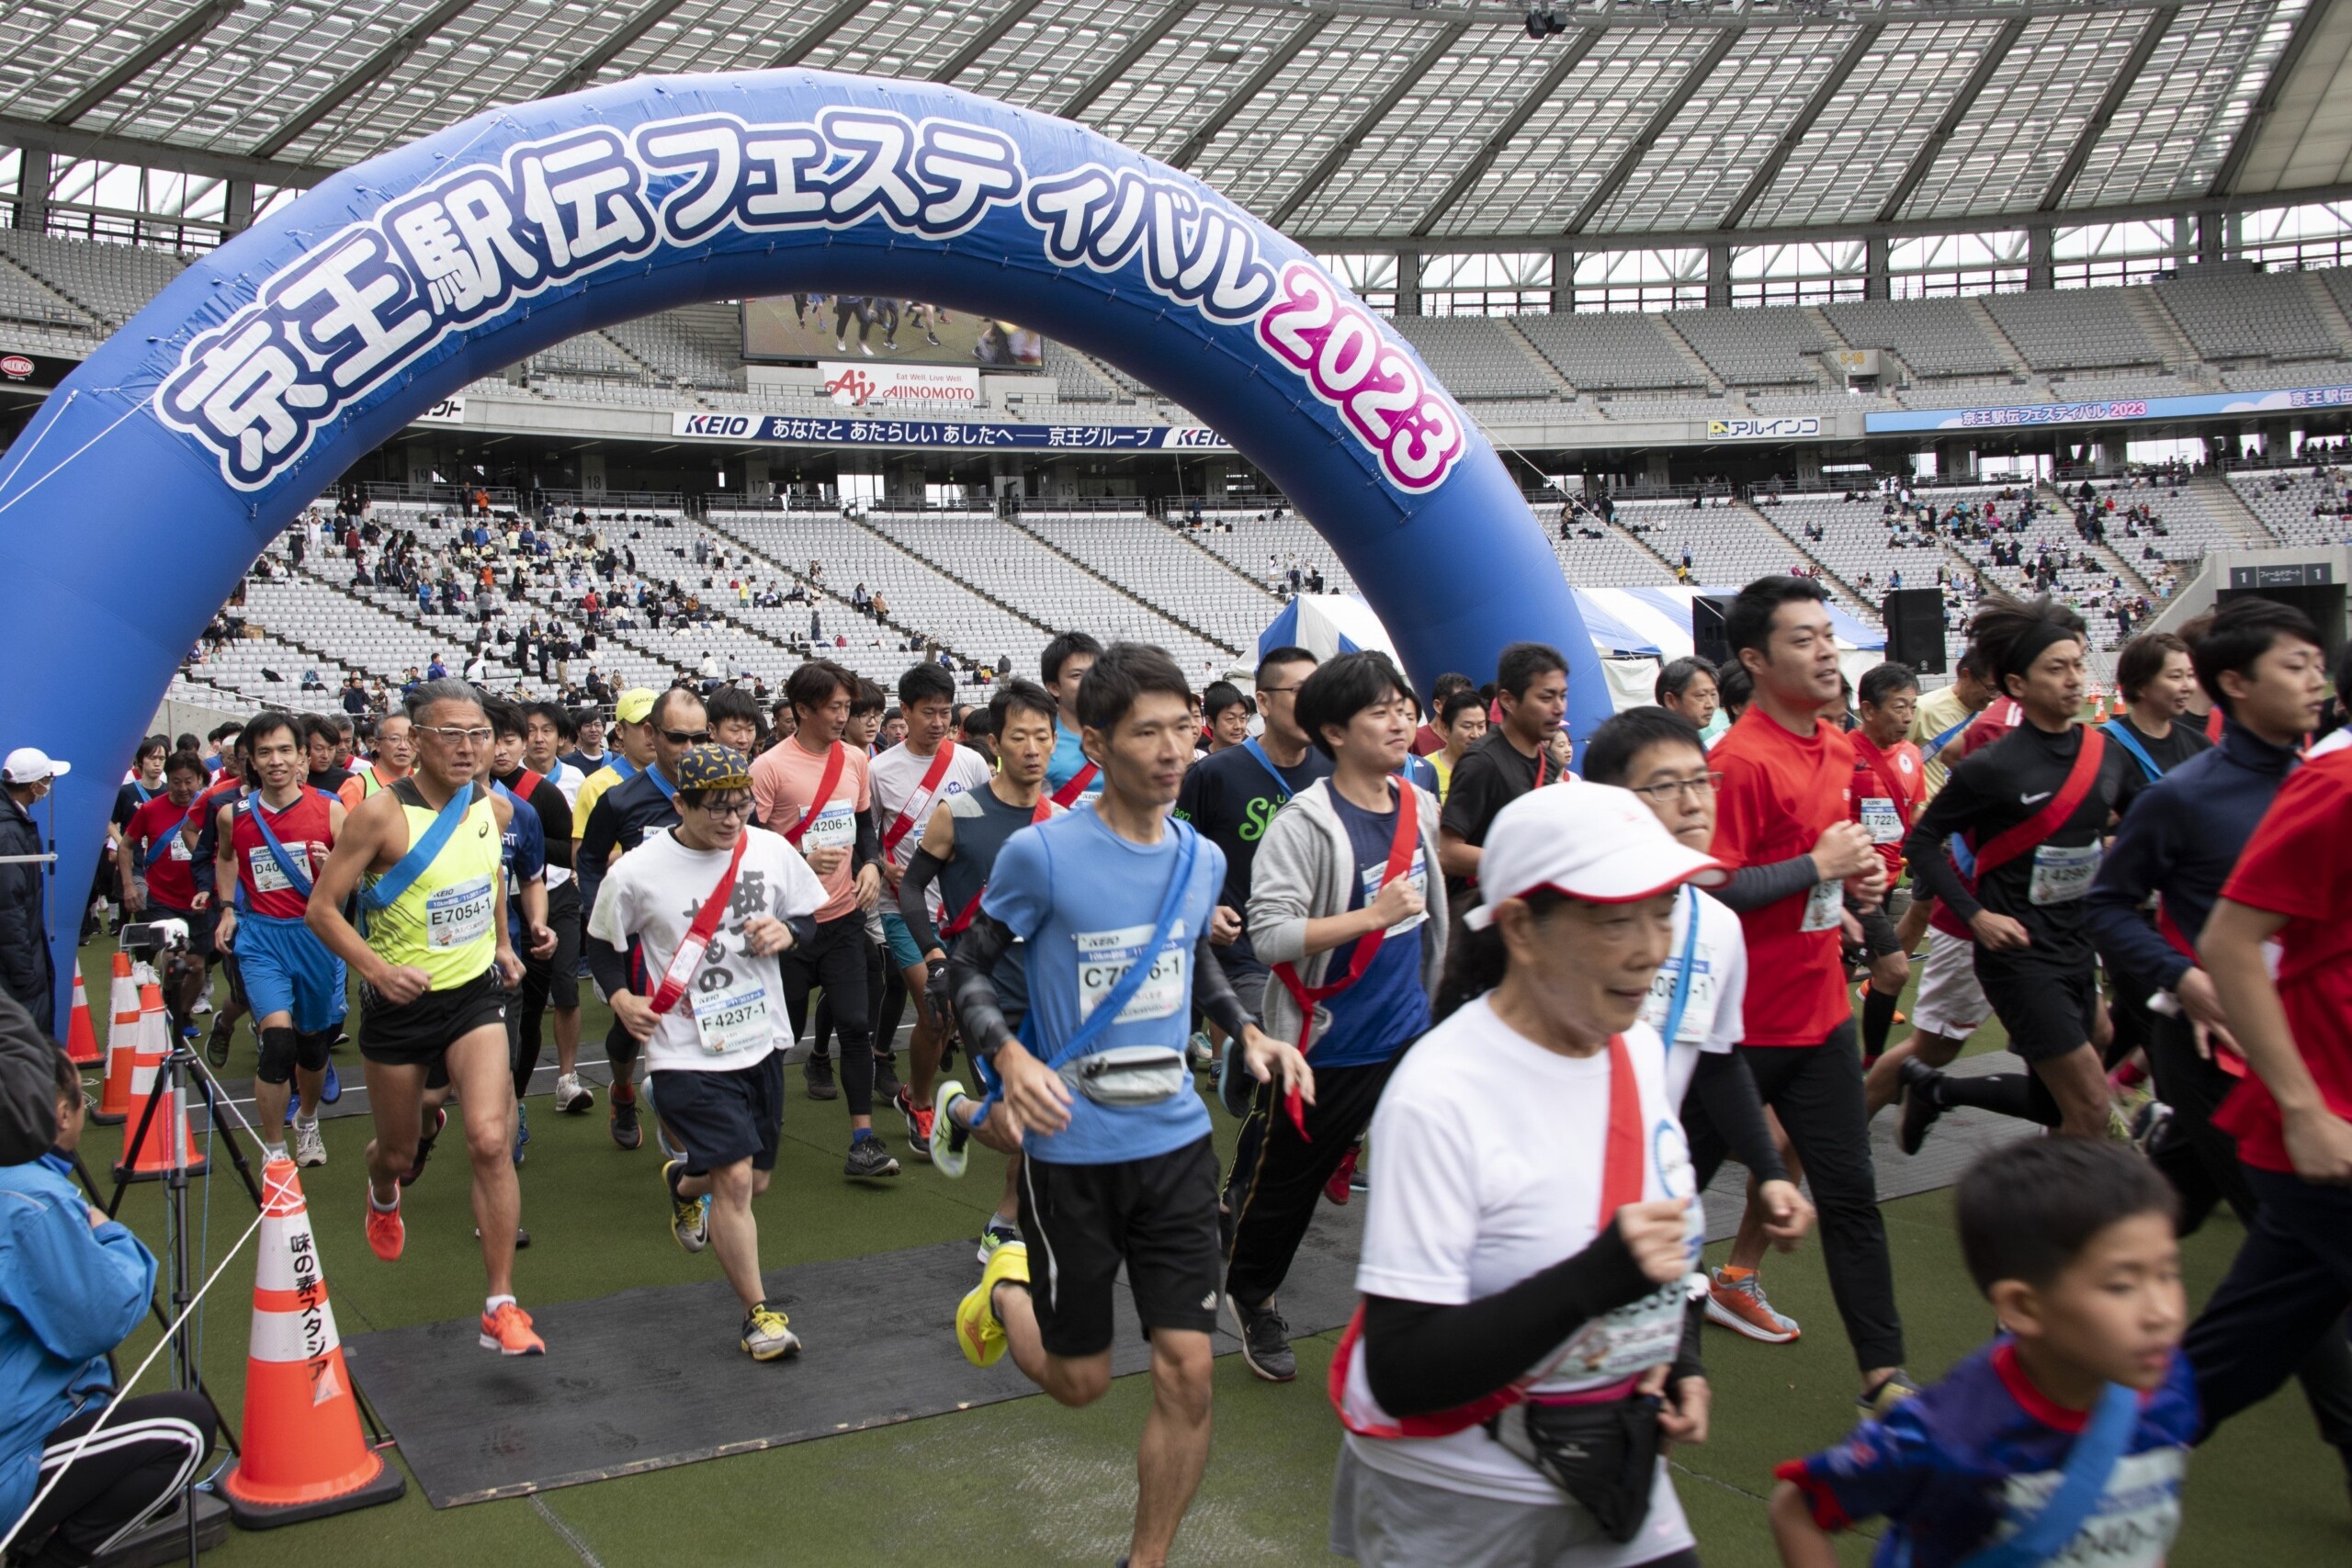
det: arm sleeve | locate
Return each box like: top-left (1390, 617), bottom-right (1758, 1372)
top-left (576, 793), bottom-right (620, 915)
top-left (851, 808), bottom-right (880, 876)
top-left (534, 782), bottom-right (573, 870)
top-left (1191, 930), bottom-right (1256, 1039)
top-left (2084, 795), bottom-right (2192, 992)
top-left (1713, 855), bottom-right (1821, 912)
top-left (899, 847), bottom-right (947, 954)
top-left (1358, 1222), bottom-right (1657, 1416)
top-left (947, 912), bottom-right (1018, 1061)
top-left (1905, 764), bottom-right (1986, 923)
top-left (1685, 1049), bottom-right (1786, 1182)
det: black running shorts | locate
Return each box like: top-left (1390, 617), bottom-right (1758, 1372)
top-left (650, 1055), bottom-right (785, 1174)
top-left (1016, 1134), bottom-right (1222, 1359)
top-left (360, 965), bottom-right (509, 1067)
top-left (1975, 960), bottom-right (2100, 1064)
top-left (542, 879), bottom-right (582, 1010)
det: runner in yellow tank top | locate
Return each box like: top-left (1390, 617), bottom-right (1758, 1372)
top-left (306, 681), bottom-right (545, 1356)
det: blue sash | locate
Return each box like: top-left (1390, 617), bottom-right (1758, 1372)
top-left (1660, 886), bottom-right (1702, 1055)
top-left (239, 792), bottom-right (322, 909)
top-left (2100, 720), bottom-right (2163, 784)
top-left (358, 784), bottom-right (478, 931)
top-left (610, 754), bottom-right (640, 784)
top-left (1240, 738), bottom-right (1299, 806)
top-left (1923, 713), bottom-right (1972, 761)
top-left (141, 803), bottom-right (190, 871)
top-left (1956, 1381), bottom-right (2141, 1568)
top-left (646, 764), bottom-right (676, 803)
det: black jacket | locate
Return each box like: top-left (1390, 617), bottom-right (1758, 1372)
top-left (0, 793), bottom-right (53, 1035)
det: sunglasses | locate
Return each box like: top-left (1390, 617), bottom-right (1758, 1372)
top-left (660, 728), bottom-right (713, 746)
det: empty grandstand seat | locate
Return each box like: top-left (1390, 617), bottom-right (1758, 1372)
top-left (2155, 271), bottom-right (2339, 362)
top-left (1664, 306), bottom-right (1826, 388)
top-left (1823, 299), bottom-right (2008, 379)
top-left (1511, 313), bottom-right (1705, 393)
top-left (1387, 316), bottom-right (1556, 400)
top-left (1982, 288), bottom-right (2169, 373)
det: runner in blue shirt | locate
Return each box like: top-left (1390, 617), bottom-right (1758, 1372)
top-left (946, 641), bottom-right (1311, 1568)
top-left (1039, 630), bottom-right (1105, 807)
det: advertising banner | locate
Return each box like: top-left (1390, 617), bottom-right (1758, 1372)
top-left (670, 410), bottom-right (1229, 449)
top-left (1867, 382), bottom-right (2352, 434)
top-left (819, 361), bottom-right (980, 407)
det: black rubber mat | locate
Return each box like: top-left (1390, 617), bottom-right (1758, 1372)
top-left (353, 1055), bottom-right (2033, 1507)
top-left (350, 1204), bottom-right (1368, 1508)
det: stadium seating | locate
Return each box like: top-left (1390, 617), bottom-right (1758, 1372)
top-left (1665, 306), bottom-right (1826, 388)
top-left (1018, 513), bottom-right (1280, 651)
top-left (1823, 299), bottom-right (2010, 379)
top-left (1388, 316), bottom-right (1558, 400)
top-left (1511, 313), bottom-right (1706, 392)
top-left (604, 306), bottom-right (745, 388)
top-left (1982, 288), bottom-right (2173, 373)
top-left (2154, 271), bottom-right (2342, 363)
top-left (0, 230), bottom-right (183, 328)
top-left (1192, 512), bottom-right (1360, 598)
top-left (2227, 468), bottom-right (2352, 548)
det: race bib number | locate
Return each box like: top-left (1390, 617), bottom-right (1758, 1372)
top-left (1800, 877), bottom-right (1844, 932)
top-left (799, 802), bottom-right (856, 852)
top-left (1860, 797), bottom-right (1903, 844)
top-left (1359, 850), bottom-right (1428, 938)
top-left (1641, 942), bottom-right (1717, 1046)
top-left (164, 835), bottom-right (191, 863)
top-left (1076, 920), bottom-right (1189, 1024)
top-left (425, 876), bottom-right (494, 948)
top-left (2029, 842), bottom-right (2102, 907)
top-left (1996, 1446), bottom-right (2182, 1568)
top-left (247, 843), bottom-right (297, 894)
top-left (1549, 1282), bottom-right (1689, 1383)
top-left (693, 981), bottom-right (772, 1056)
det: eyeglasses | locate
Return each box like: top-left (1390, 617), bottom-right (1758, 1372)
top-left (1628, 773), bottom-right (1722, 804)
top-left (417, 726), bottom-right (493, 745)
top-left (660, 728), bottom-right (713, 746)
top-left (696, 797), bottom-right (754, 818)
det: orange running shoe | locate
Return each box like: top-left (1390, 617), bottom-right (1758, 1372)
top-left (1705, 1266), bottom-right (1800, 1343)
top-left (480, 1301), bottom-right (546, 1356)
top-left (365, 1189), bottom-right (404, 1262)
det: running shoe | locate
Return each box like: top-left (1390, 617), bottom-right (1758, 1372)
top-left (292, 1116), bottom-right (326, 1169)
top-left (1324, 1147), bottom-right (1359, 1207)
top-left (1187, 1031), bottom-right (1216, 1072)
top-left (1229, 1296), bottom-right (1295, 1382)
top-left (956, 1240), bottom-right (1028, 1367)
top-left (513, 1101), bottom-right (530, 1168)
top-left (932, 1078), bottom-right (970, 1179)
top-left (803, 1054), bottom-right (837, 1100)
top-left (191, 994), bottom-right (212, 1017)
top-left (741, 1304), bottom-right (802, 1362)
top-left (1216, 1038), bottom-right (1256, 1118)
top-left (609, 1079), bottom-right (642, 1151)
top-left (1897, 1058), bottom-right (1946, 1156)
top-left (844, 1134), bottom-right (899, 1180)
top-left (895, 1085), bottom-right (934, 1161)
top-left (1859, 1370), bottom-right (1922, 1416)
top-left (554, 1072), bottom-right (594, 1114)
top-left (664, 1158), bottom-right (710, 1253)
top-left (365, 1189), bottom-right (404, 1262)
top-left (401, 1106), bottom-right (447, 1187)
top-left (321, 1060), bottom-right (341, 1105)
top-left (2131, 1099), bottom-right (2175, 1158)
top-left (480, 1302), bottom-right (546, 1357)
top-left (977, 1217), bottom-right (1018, 1266)
top-left (204, 1016), bottom-right (232, 1068)
top-left (872, 1054), bottom-right (903, 1107)
top-left (1705, 1268), bottom-right (1800, 1344)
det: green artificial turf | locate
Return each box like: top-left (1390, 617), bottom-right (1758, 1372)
top-left (67, 935), bottom-right (2349, 1567)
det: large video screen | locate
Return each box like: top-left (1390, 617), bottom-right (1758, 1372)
top-left (741, 296), bottom-right (1043, 368)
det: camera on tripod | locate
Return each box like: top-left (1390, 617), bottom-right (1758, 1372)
top-left (119, 918), bottom-right (190, 957)
top-left (120, 919), bottom-right (206, 1032)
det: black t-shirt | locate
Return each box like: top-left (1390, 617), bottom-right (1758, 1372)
top-left (1173, 741), bottom-right (1332, 924)
top-left (1438, 730), bottom-right (1553, 901)
top-left (496, 766), bottom-right (574, 871)
top-left (307, 766), bottom-right (354, 795)
top-left (1905, 722), bottom-right (2134, 976)
top-left (113, 779), bottom-right (158, 829)
top-left (2104, 714), bottom-right (2211, 818)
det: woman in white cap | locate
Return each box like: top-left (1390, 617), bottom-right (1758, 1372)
top-left (0, 748), bottom-right (68, 1035)
top-left (1329, 781), bottom-right (1723, 1568)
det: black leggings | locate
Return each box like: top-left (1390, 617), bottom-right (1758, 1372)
top-left (784, 914), bottom-right (875, 1117)
top-left (17, 1391), bottom-right (216, 1566)
top-left (810, 931), bottom-right (892, 1062)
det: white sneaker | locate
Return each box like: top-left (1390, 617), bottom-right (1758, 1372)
top-left (293, 1118), bottom-right (327, 1168)
top-left (554, 1072), bottom-right (594, 1114)
top-left (190, 995), bottom-right (213, 1016)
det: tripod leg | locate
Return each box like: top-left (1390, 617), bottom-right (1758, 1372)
top-left (188, 1066), bottom-right (266, 1211)
top-left (106, 1070), bottom-right (170, 1219)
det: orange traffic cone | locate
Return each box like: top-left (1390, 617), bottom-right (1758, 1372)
top-left (64, 958), bottom-right (100, 1066)
top-left (111, 983), bottom-right (207, 1182)
top-left (92, 959), bottom-right (141, 1125)
top-left (220, 1160), bottom-right (405, 1528)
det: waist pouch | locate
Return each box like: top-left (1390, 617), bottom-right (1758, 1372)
top-left (1485, 1393), bottom-right (1661, 1542)
top-left (1059, 1045), bottom-right (1189, 1106)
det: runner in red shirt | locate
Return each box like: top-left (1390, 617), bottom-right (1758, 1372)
top-left (2184, 746), bottom-right (2352, 1446)
top-left (1694, 575), bottom-right (1911, 1411)
top-left (118, 752), bottom-right (210, 931)
top-left (1848, 663), bottom-right (1927, 1066)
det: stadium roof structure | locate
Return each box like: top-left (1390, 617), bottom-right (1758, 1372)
top-left (3, 0), bottom-right (2351, 251)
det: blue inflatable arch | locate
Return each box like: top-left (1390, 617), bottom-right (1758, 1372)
top-left (0, 70), bottom-right (1605, 1006)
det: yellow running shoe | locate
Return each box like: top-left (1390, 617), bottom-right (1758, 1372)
top-left (956, 1240), bottom-right (1028, 1367)
top-left (741, 1304), bottom-right (802, 1362)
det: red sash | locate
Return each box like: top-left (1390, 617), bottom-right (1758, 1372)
top-left (1051, 761), bottom-right (1098, 807)
top-left (514, 768), bottom-right (544, 805)
top-left (2155, 903), bottom-right (2246, 1079)
top-left (883, 744), bottom-right (956, 859)
top-left (778, 742), bottom-right (846, 848)
top-left (1329, 1032), bottom-right (1647, 1438)
top-left (1270, 784), bottom-right (1420, 1137)
top-left (646, 832), bottom-right (750, 1016)
top-left (1847, 734), bottom-right (1913, 836)
top-left (939, 797), bottom-right (1054, 937)
top-left (1928, 728), bottom-right (2107, 941)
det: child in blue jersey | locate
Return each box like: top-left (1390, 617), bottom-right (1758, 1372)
top-left (1771, 1138), bottom-right (2193, 1568)
top-left (945, 641), bottom-right (1312, 1568)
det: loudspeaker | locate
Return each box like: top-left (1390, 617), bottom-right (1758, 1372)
top-left (1690, 595), bottom-right (1736, 670)
top-left (1883, 588), bottom-right (1948, 674)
